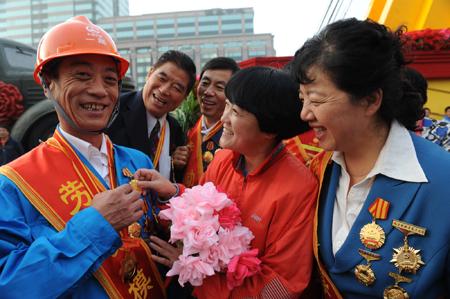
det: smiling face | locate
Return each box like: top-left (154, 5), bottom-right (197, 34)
top-left (219, 99), bottom-right (272, 155)
top-left (47, 54), bottom-right (119, 139)
top-left (142, 62), bottom-right (190, 118)
top-left (197, 69), bottom-right (233, 126)
top-left (299, 66), bottom-right (377, 152)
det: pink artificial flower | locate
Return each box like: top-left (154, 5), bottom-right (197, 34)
top-left (217, 226), bottom-right (254, 264)
top-left (218, 202), bottom-right (241, 229)
top-left (167, 255), bottom-right (215, 287)
top-left (183, 223), bottom-right (220, 255)
top-left (226, 249), bottom-right (261, 290)
top-left (191, 182), bottom-right (231, 212)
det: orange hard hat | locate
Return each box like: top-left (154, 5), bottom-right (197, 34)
top-left (34, 15), bottom-right (129, 84)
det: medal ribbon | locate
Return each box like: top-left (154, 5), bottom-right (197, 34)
top-left (152, 120), bottom-right (167, 169)
top-left (368, 197), bottom-right (390, 220)
top-left (202, 118), bottom-right (223, 142)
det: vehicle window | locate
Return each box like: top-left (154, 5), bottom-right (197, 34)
top-left (4, 46), bottom-right (36, 71)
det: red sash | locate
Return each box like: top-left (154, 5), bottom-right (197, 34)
top-left (309, 151), bottom-right (343, 299)
top-left (0, 130), bottom-right (166, 299)
top-left (183, 117), bottom-right (222, 187)
top-left (284, 131), bottom-right (322, 164)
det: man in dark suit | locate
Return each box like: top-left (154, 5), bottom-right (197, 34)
top-left (108, 50), bottom-right (196, 182)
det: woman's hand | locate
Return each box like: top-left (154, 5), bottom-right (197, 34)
top-left (149, 235), bottom-right (182, 267)
top-left (134, 168), bottom-right (177, 200)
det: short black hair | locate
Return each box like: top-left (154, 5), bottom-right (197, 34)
top-left (199, 57), bottom-right (240, 79)
top-left (153, 50), bottom-right (196, 94)
top-left (225, 66), bottom-right (309, 142)
top-left (292, 18), bottom-right (423, 130)
top-left (445, 106), bottom-right (450, 113)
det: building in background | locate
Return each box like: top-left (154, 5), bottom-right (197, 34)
top-left (98, 8), bottom-right (274, 88)
top-left (0, 0), bottom-right (128, 46)
top-left (0, 2), bottom-right (274, 88)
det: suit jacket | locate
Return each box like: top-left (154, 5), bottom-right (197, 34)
top-left (107, 90), bottom-right (186, 182)
top-left (316, 133), bottom-right (450, 298)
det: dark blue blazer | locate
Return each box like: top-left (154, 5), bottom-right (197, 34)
top-left (318, 133), bottom-right (450, 298)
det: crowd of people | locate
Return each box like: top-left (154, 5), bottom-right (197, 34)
top-left (0, 15), bottom-right (448, 299)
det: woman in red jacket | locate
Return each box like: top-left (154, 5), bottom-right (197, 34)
top-left (136, 66), bottom-right (318, 298)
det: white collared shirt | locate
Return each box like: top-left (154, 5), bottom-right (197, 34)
top-left (146, 112), bottom-right (171, 179)
top-left (331, 120), bottom-right (428, 255)
top-left (201, 116), bottom-right (219, 136)
top-left (59, 128), bottom-right (111, 187)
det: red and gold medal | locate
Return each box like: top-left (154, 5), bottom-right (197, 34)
top-left (360, 197), bottom-right (390, 250)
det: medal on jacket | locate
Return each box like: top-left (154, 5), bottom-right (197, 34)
top-left (203, 151), bottom-right (214, 163)
top-left (383, 272), bottom-right (411, 299)
top-left (360, 197), bottom-right (390, 250)
top-left (390, 220), bottom-right (426, 274)
top-left (354, 248), bottom-right (380, 286)
top-left (120, 251), bottom-right (138, 283)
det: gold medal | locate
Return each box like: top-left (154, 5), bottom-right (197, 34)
top-left (129, 179), bottom-right (142, 192)
top-left (203, 151), bottom-right (214, 163)
top-left (128, 222), bottom-right (142, 238)
top-left (354, 248), bottom-right (380, 286)
top-left (120, 252), bottom-right (138, 283)
top-left (360, 221), bottom-right (386, 250)
top-left (391, 219), bottom-right (426, 274)
top-left (206, 141), bottom-right (215, 151)
top-left (383, 272), bottom-right (411, 299)
top-left (383, 285), bottom-right (409, 299)
top-left (359, 197), bottom-right (390, 250)
top-left (391, 245), bottom-right (425, 274)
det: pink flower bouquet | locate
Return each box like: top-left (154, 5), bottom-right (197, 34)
top-left (159, 182), bottom-right (261, 288)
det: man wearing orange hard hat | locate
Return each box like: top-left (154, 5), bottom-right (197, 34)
top-left (0, 16), bottom-right (166, 298)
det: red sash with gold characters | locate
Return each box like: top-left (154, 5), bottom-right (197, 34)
top-left (308, 151), bottom-right (343, 299)
top-left (284, 131), bottom-right (322, 165)
top-left (0, 130), bottom-right (166, 299)
top-left (183, 116), bottom-right (223, 187)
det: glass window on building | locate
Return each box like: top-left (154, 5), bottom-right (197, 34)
top-left (221, 14), bottom-right (242, 21)
top-left (136, 19), bottom-right (153, 29)
top-left (248, 49), bottom-right (266, 57)
top-left (158, 46), bottom-right (173, 53)
top-left (116, 21), bottom-right (133, 30)
top-left (224, 41), bottom-right (242, 48)
top-left (224, 49), bottom-right (242, 62)
top-left (157, 27), bottom-right (175, 38)
top-left (119, 48), bottom-right (131, 55)
top-left (247, 40), bottom-right (266, 48)
top-left (199, 24), bottom-right (218, 36)
top-left (136, 47), bottom-right (151, 53)
top-left (199, 15), bottom-right (217, 23)
top-left (116, 30), bottom-right (134, 41)
top-left (156, 18), bottom-right (174, 26)
top-left (177, 17), bottom-right (195, 27)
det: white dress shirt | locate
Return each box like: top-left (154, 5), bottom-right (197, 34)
top-left (59, 128), bottom-right (110, 187)
top-left (331, 120), bottom-right (428, 255)
top-left (201, 116), bottom-right (220, 135)
top-left (146, 112), bottom-right (171, 179)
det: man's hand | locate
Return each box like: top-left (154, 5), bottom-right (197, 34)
top-left (172, 145), bottom-right (190, 169)
top-left (149, 236), bottom-right (182, 267)
top-left (134, 168), bottom-right (177, 200)
top-left (91, 184), bottom-right (143, 231)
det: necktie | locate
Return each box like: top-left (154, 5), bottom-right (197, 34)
top-left (149, 120), bottom-right (160, 162)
